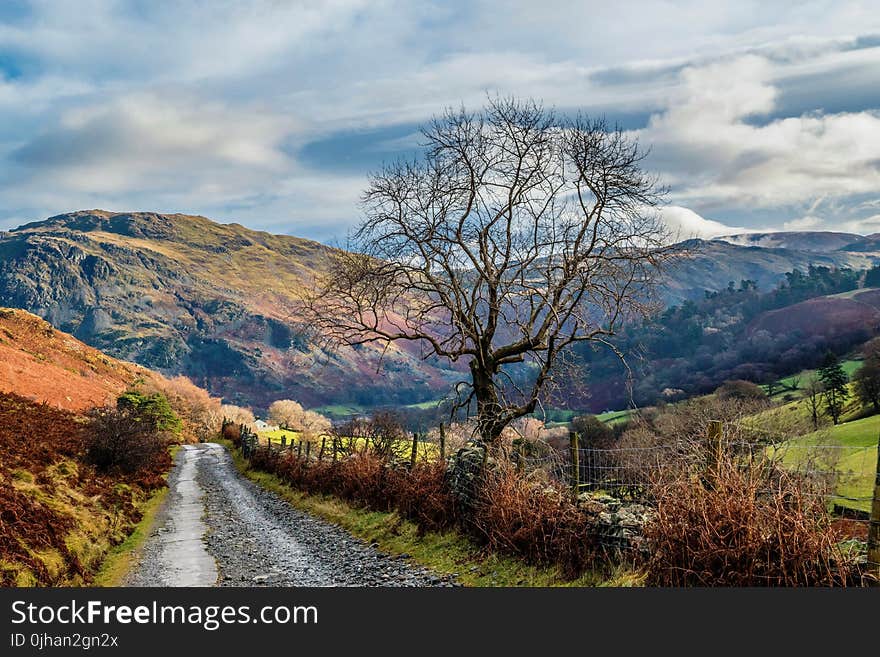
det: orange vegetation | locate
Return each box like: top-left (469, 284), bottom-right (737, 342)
top-left (0, 308), bottom-right (158, 412)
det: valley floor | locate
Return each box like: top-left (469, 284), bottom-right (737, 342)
top-left (124, 443), bottom-right (452, 587)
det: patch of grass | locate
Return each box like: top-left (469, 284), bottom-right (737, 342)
top-left (257, 430), bottom-right (437, 460)
top-left (218, 439), bottom-right (639, 587)
top-left (93, 485), bottom-right (169, 587)
top-left (768, 414), bottom-right (880, 513)
top-left (596, 409), bottom-right (636, 426)
top-left (312, 404), bottom-right (365, 418)
top-left (773, 360), bottom-right (863, 399)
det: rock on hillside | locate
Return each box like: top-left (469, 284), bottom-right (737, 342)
top-left (0, 211), bottom-right (460, 410)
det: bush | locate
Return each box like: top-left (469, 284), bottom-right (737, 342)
top-left (117, 390), bottom-right (182, 434)
top-left (715, 379), bottom-right (768, 402)
top-left (470, 465), bottom-right (598, 577)
top-left (571, 414), bottom-right (614, 446)
top-left (85, 407), bottom-right (166, 475)
top-left (222, 421), bottom-right (242, 446)
top-left (643, 457), bottom-right (859, 586)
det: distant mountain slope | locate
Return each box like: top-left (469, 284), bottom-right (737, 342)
top-left (746, 296), bottom-right (880, 340)
top-left (2, 211), bottom-right (878, 409)
top-left (714, 231), bottom-right (864, 252)
top-left (841, 234), bottom-right (880, 253)
top-left (662, 239), bottom-right (878, 303)
top-left (0, 307), bottom-right (156, 411)
top-left (0, 210), bottom-right (459, 409)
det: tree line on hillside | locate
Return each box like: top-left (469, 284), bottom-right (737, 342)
top-left (565, 265), bottom-right (870, 410)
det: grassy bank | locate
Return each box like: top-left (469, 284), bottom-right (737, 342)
top-left (93, 484), bottom-right (169, 586)
top-left (218, 439), bottom-right (640, 587)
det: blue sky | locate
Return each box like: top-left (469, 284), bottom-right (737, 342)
top-left (1, 1), bottom-right (880, 242)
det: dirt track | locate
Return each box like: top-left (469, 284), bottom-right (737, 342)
top-left (125, 443), bottom-right (450, 587)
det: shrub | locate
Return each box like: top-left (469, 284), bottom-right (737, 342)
top-left (117, 390), bottom-right (182, 434)
top-left (85, 407), bottom-right (166, 475)
top-left (571, 414), bottom-right (614, 446)
top-left (715, 379), bottom-right (768, 402)
top-left (470, 464), bottom-right (598, 577)
top-left (643, 457), bottom-right (859, 586)
top-left (222, 421), bottom-right (242, 446)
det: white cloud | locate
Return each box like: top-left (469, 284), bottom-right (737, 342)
top-left (2, 2), bottom-right (880, 238)
top-left (642, 54), bottom-right (880, 217)
top-left (783, 216), bottom-right (823, 230)
top-left (659, 206), bottom-right (745, 240)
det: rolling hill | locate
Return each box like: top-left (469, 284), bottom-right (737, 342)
top-left (664, 238), bottom-right (879, 303)
top-left (0, 307), bottom-right (160, 411)
top-left (714, 231), bottom-right (865, 252)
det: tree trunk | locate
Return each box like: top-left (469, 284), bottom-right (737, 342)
top-left (471, 361), bottom-right (505, 444)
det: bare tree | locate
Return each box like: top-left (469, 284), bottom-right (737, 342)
top-left (307, 98), bottom-right (675, 444)
top-left (805, 375), bottom-right (823, 431)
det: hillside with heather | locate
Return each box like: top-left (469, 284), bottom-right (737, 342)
top-left (0, 307), bottom-right (159, 411)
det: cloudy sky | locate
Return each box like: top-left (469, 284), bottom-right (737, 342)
top-left (1, 1), bottom-right (880, 242)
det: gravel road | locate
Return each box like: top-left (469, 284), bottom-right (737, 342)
top-left (125, 443), bottom-right (452, 587)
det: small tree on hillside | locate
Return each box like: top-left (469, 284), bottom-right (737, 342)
top-left (306, 97), bottom-right (676, 444)
top-left (804, 375), bottom-right (823, 431)
top-left (268, 399), bottom-right (305, 428)
top-left (818, 353), bottom-right (849, 425)
top-left (117, 390), bottom-right (182, 435)
top-left (854, 357), bottom-right (880, 412)
top-left (220, 404), bottom-right (255, 428)
top-left (716, 379), bottom-right (768, 402)
top-left (571, 414), bottom-right (614, 446)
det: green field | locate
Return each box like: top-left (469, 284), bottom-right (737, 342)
top-left (596, 409), bottom-right (637, 426)
top-left (313, 398), bottom-right (448, 419)
top-left (767, 414), bottom-right (879, 513)
top-left (257, 428), bottom-right (438, 461)
top-left (773, 359), bottom-right (862, 399)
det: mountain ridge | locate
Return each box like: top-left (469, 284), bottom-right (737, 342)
top-left (2, 211), bottom-right (879, 410)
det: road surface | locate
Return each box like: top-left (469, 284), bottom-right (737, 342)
top-left (124, 443), bottom-right (450, 587)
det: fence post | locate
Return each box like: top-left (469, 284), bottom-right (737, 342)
top-left (318, 436), bottom-right (326, 461)
top-left (439, 422), bottom-right (446, 461)
top-left (706, 420), bottom-right (723, 482)
top-left (305, 441), bottom-right (311, 460)
top-left (410, 432), bottom-right (419, 469)
top-left (281, 434), bottom-right (287, 449)
top-left (332, 437), bottom-right (338, 462)
top-left (570, 431), bottom-right (580, 500)
top-left (297, 441), bottom-right (303, 458)
top-left (868, 437), bottom-right (880, 583)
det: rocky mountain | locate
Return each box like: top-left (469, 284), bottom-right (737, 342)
top-left (0, 211), bottom-right (459, 410)
top-left (1, 211), bottom-right (878, 410)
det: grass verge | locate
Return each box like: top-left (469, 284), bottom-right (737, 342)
top-left (217, 439), bottom-right (641, 587)
top-left (93, 444), bottom-right (180, 586)
top-left (93, 485), bottom-right (169, 586)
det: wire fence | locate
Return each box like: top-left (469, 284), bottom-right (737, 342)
top-left (509, 427), bottom-right (878, 555)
